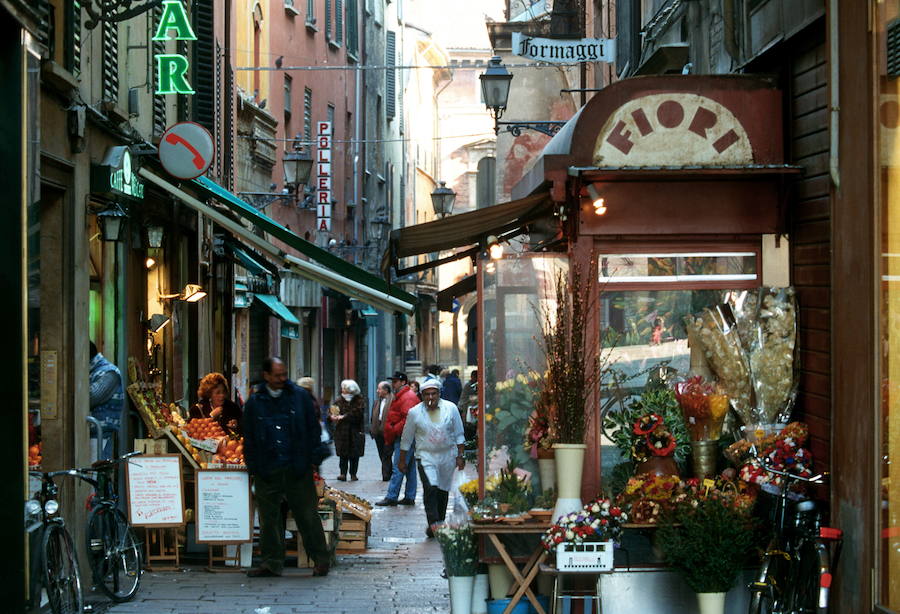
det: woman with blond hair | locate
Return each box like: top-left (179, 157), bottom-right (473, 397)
top-left (192, 372), bottom-right (242, 434)
top-left (329, 379), bottom-right (366, 481)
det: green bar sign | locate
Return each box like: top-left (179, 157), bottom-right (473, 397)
top-left (153, 1), bottom-right (197, 95)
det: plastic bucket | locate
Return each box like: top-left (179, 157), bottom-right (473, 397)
top-left (486, 598), bottom-right (530, 614)
top-left (528, 595), bottom-right (550, 614)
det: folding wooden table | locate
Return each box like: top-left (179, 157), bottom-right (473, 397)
top-left (472, 521), bottom-right (551, 614)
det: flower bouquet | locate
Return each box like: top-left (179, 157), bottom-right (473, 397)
top-left (747, 287), bottom-right (798, 424)
top-left (541, 498), bottom-right (628, 552)
top-left (627, 413), bottom-right (680, 477)
top-left (523, 408), bottom-right (556, 459)
top-left (673, 376), bottom-right (729, 441)
top-left (603, 388), bottom-right (691, 470)
top-left (616, 475), bottom-right (682, 524)
top-left (434, 523), bottom-right (479, 577)
top-left (736, 423), bottom-right (814, 493)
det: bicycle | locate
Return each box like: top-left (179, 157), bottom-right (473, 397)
top-left (82, 451), bottom-right (143, 602)
top-left (25, 469), bottom-right (84, 614)
top-left (748, 463), bottom-right (844, 614)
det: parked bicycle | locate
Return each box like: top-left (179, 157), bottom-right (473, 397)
top-left (82, 450), bottom-right (143, 602)
top-left (25, 469), bottom-right (84, 614)
top-left (748, 461), bottom-right (844, 614)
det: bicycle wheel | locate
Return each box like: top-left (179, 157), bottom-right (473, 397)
top-left (748, 540), bottom-right (788, 614)
top-left (42, 523), bottom-right (84, 614)
top-left (86, 504), bottom-right (142, 602)
top-left (784, 539), bottom-right (831, 614)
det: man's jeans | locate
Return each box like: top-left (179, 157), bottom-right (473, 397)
top-left (385, 440), bottom-right (417, 501)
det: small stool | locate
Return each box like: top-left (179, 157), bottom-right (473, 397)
top-left (540, 564), bottom-right (604, 614)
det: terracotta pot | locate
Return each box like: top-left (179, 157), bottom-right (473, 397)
top-left (635, 455), bottom-right (679, 477)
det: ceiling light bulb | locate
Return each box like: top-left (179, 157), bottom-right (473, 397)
top-left (145, 257), bottom-right (157, 269)
top-left (489, 242), bottom-right (504, 260)
top-left (586, 184), bottom-right (607, 215)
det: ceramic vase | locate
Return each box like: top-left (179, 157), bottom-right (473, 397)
top-left (552, 443), bottom-right (586, 521)
top-left (635, 455), bottom-right (679, 477)
top-left (471, 573), bottom-right (489, 614)
top-left (448, 575), bottom-right (475, 614)
top-left (696, 591), bottom-right (726, 614)
top-left (537, 456), bottom-right (556, 493)
top-left (488, 563), bottom-right (513, 599)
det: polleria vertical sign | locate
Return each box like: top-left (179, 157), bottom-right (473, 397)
top-left (316, 121), bottom-right (333, 232)
top-left (153, 0), bottom-right (197, 95)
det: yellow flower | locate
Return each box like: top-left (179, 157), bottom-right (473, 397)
top-left (485, 414), bottom-right (494, 422)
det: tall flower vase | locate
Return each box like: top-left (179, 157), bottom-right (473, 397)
top-left (696, 592), bottom-right (726, 614)
top-left (552, 443), bottom-right (586, 521)
top-left (448, 576), bottom-right (475, 614)
top-left (471, 573), bottom-right (489, 614)
top-left (536, 448), bottom-right (556, 493)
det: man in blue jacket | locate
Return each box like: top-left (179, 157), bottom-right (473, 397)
top-left (243, 357), bottom-right (330, 577)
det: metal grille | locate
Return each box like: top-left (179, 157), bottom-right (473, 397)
top-left (101, 20), bottom-right (119, 103)
top-left (192, 0), bottom-right (216, 133)
top-left (889, 18), bottom-right (900, 78)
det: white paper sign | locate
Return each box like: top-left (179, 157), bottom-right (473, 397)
top-left (195, 470), bottom-right (252, 543)
top-left (126, 455), bottom-right (184, 527)
top-left (511, 32), bottom-right (615, 64)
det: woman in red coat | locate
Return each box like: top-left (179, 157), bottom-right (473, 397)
top-left (329, 379), bottom-right (366, 481)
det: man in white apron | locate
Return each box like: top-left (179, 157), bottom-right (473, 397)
top-left (398, 379), bottom-right (465, 538)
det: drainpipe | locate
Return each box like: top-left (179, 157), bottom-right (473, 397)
top-left (828, 0), bottom-right (840, 190)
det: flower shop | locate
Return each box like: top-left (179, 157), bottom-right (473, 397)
top-left (427, 75), bottom-right (839, 614)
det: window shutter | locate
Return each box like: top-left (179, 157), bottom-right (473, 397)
top-left (192, 0), bottom-right (216, 134)
top-left (347, 0), bottom-right (358, 55)
top-left (325, 0), bottom-right (332, 39)
top-left (335, 0), bottom-right (343, 44)
top-left (65, 1), bottom-right (82, 77)
top-left (889, 18), bottom-right (900, 78)
top-left (385, 30), bottom-right (396, 119)
top-left (304, 88), bottom-right (313, 143)
top-left (615, 0), bottom-right (640, 77)
top-left (101, 20), bottom-right (119, 103)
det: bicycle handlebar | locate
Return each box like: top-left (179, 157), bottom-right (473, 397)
top-left (83, 450), bottom-right (143, 472)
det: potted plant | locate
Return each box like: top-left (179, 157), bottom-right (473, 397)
top-left (656, 488), bottom-right (757, 614)
top-left (434, 522), bottom-right (479, 614)
top-left (536, 264), bottom-right (606, 519)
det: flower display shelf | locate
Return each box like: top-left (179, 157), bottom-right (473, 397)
top-left (555, 540), bottom-right (614, 572)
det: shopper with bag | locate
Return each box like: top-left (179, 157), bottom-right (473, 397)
top-left (330, 379), bottom-right (366, 481)
top-left (398, 379), bottom-right (466, 537)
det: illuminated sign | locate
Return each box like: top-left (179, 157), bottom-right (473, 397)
top-left (153, 1), bottom-right (197, 95)
top-left (91, 147), bottom-right (145, 200)
top-left (316, 121), bottom-right (332, 233)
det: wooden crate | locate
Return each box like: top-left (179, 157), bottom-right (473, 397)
top-left (336, 539), bottom-right (366, 553)
top-left (134, 438), bottom-right (168, 455)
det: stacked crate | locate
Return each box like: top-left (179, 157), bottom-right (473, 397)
top-left (324, 488), bottom-right (372, 554)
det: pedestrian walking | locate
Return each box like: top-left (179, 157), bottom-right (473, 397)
top-left (398, 379), bottom-right (465, 538)
top-left (440, 368), bottom-right (463, 406)
top-left (330, 379), bottom-right (366, 481)
top-left (370, 381), bottom-right (394, 481)
top-left (89, 341), bottom-right (125, 460)
top-left (242, 357), bottom-right (330, 578)
top-left (377, 371), bottom-right (420, 506)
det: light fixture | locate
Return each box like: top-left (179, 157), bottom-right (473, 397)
top-left (283, 147), bottom-right (314, 194)
top-left (148, 313), bottom-right (170, 333)
top-left (145, 256), bottom-right (157, 269)
top-left (97, 205), bottom-right (127, 242)
top-left (586, 184), bottom-right (607, 215)
top-left (479, 56), bottom-right (565, 137)
top-left (486, 235), bottom-right (503, 260)
top-left (430, 181), bottom-right (456, 218)
top-left (160, 283), bottom-right (208, 302)
top-left (146, 224), bottom-right (165, 248)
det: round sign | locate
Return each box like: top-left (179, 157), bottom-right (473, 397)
top-left (159, 121), bottom-right (215, 180)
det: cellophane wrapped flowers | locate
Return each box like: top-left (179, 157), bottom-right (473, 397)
top-left (673, 375), bottom-right (729, 441)
top-left (685, 305), bottom-right (756, 426)
top-left (434, 523), bottom-right (479, 576)
top-left (736, 422), bottom-right (814, 492)
top-left (747, 287), bottom-right (798, 424)
top-left (542, 498), bottom-right (628, 551)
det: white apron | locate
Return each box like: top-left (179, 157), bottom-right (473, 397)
top-left (415, 405), bottom-right (459, 491)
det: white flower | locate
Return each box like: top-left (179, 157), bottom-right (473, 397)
top-left (601, 501), bottom-right (610, 510)
top-left (566, 530), bottom-right (575, 540)
top-left (591, 503), bottom-right (600, 513)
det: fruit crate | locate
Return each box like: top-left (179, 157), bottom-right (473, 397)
top-left (555, 541), bottom-right (614, 572)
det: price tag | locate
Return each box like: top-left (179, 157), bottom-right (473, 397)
top-left (703, 478), bottom-right (716, 496)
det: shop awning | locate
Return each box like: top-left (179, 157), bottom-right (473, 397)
top-left (138, 168), bottom-right (416, 315)
top-left (227, 242), bottom-right (271, 277)
top-left (383, 192), bottom-right (552, 273)
top-left (253, 293), bottom-right (301, 325)
top-left (437, 274), bottom-right (476, 312)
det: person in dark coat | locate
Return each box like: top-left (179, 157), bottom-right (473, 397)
top-left (440, 368), bottom-right (463, 406)
top-left (191, 372), bottom-right (243, 435)
top-left (329, 378), bottom-right (366, 481)
top-left (242, 357), bottom-right (329, 578)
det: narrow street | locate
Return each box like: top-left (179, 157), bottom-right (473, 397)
top-left (105, 440), bottom-right (450, 614)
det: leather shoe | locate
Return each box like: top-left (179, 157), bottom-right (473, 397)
top-left (336, 475), bottom-right (347, 481)
top-left (246, 567), bottom-right (280, 578)
top-left (398, 498), bottom-right (415, 506)
top-left (425, 526), bottom-right (435, 539)
top-left (312, 564), bottom-right (329, 577)
top-left (375, 498), bottom-right (398, 506)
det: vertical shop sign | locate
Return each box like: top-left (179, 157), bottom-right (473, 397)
top-left (316, 121), bottom-right (333, 232)
top-left (152, 0), bottom-right (197, 95)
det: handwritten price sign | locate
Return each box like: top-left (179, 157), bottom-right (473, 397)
top-left (126, 455), bottom-right (185, 527)
top-left (195, 470), bottom-right (252, 543)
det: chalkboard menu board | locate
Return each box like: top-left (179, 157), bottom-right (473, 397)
top-left (195, 469), bottom-right (252, 543)
top-left (126, 455), bottom-right (185, 527)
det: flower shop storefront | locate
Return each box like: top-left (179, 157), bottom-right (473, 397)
top-left (467, 76), bottom-right (825, 614)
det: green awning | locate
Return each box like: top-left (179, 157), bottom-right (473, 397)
top-left (253, 293), bottom-right (301, 325)
top-left (227, 243), bottom-right (271, 277)
top-left (193, 176), bottom-right (416, 310)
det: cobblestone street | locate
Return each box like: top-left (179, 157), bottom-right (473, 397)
top-left (103, 439), bottom-right (453, 614)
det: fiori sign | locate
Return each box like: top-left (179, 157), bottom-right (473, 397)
top-left (511, 32), bottom-right (615, 64)
top-left (593, 93), bottom-right (753, 166)
top-left (153, 0), bottom-right (197, 95)
top-left (316, 121), bottom-right (332, 233)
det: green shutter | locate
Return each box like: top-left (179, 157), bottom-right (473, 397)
top-left (385, 30), bottom-right (396, 119)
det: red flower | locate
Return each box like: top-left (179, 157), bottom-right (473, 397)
top-left (633, 413), bottom-right (663, 435)
top-left (610, 507), bottom-right (622, 517)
